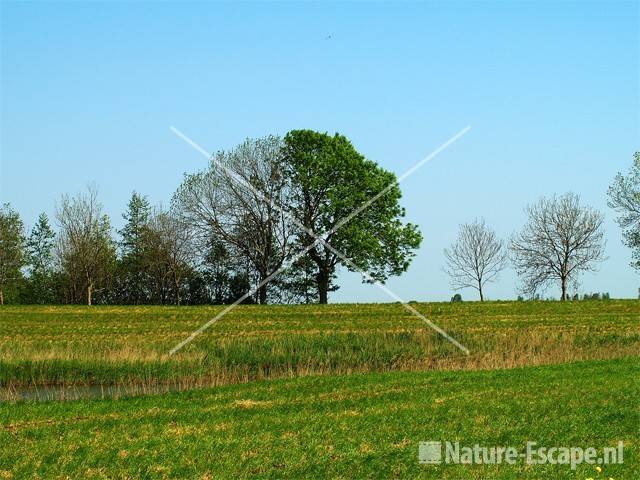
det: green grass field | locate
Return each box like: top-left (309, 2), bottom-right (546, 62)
top-left (1, 300), bottom-right (639, 478)
top-left (2, 358), bottom-right (638, 479)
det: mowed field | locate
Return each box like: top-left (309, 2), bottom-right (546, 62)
top-left (1, 300), bottom-right (639, 390)
top-left (1, 300), bottom-right (639, 478)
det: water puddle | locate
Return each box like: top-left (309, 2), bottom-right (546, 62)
top-left (1, 382), bottom-right (197, 402)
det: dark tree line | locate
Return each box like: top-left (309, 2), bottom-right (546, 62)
top-left (0, 130), bottom-right (422, 305)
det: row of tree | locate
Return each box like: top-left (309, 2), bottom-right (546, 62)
top-left (0, 130), bottom-right (422, 305)
top-left (1, 141), bottom-right (638, 305)
top-left (443, 152), bottom-right (640, 301)
top-left (444, 194), bottom-right (605, 301)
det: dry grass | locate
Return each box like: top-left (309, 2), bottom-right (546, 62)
top-left (1, 300), bottom-right (638, 398)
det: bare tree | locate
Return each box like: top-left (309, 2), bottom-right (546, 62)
top-left (0, 203), bottom-right (25, 305)
top-left (142, 207), bottom-right (192, 305)
top-left (174, 136), bottom-right (294, 304)
top-left (443, 218), bottom-right (507, 301)
top-left (510, 192), bottom-right (605, 301)
top-left (56, 186), bottom-right (116, 305)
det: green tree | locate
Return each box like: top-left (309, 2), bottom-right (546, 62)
top-left (282, 130), bottom-right (422, 304)
top-left (0, 203), bottom-right (25, 305)
top-left (199, 239), bottom-right (234, 304)
top-left (608, 152), bottom-right (640, 271)
top-left (226, 271), bottom-right (254, 304)
top-left (24, 213), bottom-right (57, 304)
top-left (275, 255), bottom-right (335, 304)
top-left (118, 192), bottom-right (152, 303)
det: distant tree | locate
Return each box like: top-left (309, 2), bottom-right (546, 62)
top-left (174, 136), bottom-right (294, 304)
top-left (443, 218), bottom-right (507, 301)
top-left (275, 254), bottom-right (333, 304)
top-left (117, 192), bottom-right (152, 303)
top-left (227, 271), bottom-right (254, 304)
top-left (450, 293), bottom-right (463, 302)
top-left (192, 237), bottom-right (256, 304)
top-left (56, 187), bottom-right (116, 305)
top-left (580, 292), bottom-right (603, 301)
top-left (608, 152), bottom-right (640, 271)
top-left (282, 130), bottom-right (422, 304)
top-left (24, 213), bottom-right (56, 304)
top-left (139, 223), bottom-right (171, 304)
top-left (141, 208), bottom-right (192, 305)
top-left (0, 203), bottom-right (25, 305)
top-left (199, 239), bottom-right (233, 304)
top-left (510, 193), bottom-right (605, 301)
top-left (181, 267), bottom-right (211, 305)
top-left (120, 192), bottom-right (152, 256)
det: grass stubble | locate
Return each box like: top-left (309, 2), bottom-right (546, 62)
top-left (1, 300), bottom-right (638, 395)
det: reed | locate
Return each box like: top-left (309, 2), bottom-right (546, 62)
top-left (1, 300), bottom-right (638, 396)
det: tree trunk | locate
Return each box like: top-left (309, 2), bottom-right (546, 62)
top-left (560, 276), bottom-right (567, 301)
top-left (0, 289), bottom-right (3, 305)
top-left (173, 272), bottom-right (181, 305)
top-left (317, 269), bottom-right (329, 304)
top-left (258, 283), bottom-right (267, 305)
top-left (87, 283), bottom-right (93, 306)
top-left (478, 280), bottom-right (484, 302)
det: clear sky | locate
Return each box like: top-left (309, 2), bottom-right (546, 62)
top-left (1, 1), bottom-right (639, 302)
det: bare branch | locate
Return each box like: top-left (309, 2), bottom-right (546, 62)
top-left (443, 218), bottom-right (507, 301)
top-left (173, 136), bottom-right (295, 304)
top-left (509, 192), bottom-right (605, 300)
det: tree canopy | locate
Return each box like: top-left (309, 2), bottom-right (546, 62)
top-left (55, 187), bottom-right (117, 305)
top-left (444, 218), bottom-right (507, 301)
top-left (283, 129), bottom-right (422, 303)
top-left (510, 193), bottom-right (605, 300)
top-left (608, 152), bottom-right (640, 272)
top-left (0, 203), bottom-right (25, 305)
top-left (23, 213), bottom-right (56, 304)
top-left (173, 135), bottom-right (294, 304)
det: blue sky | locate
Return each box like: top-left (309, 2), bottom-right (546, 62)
top-left (1, 1), bottom-right (639, 301)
